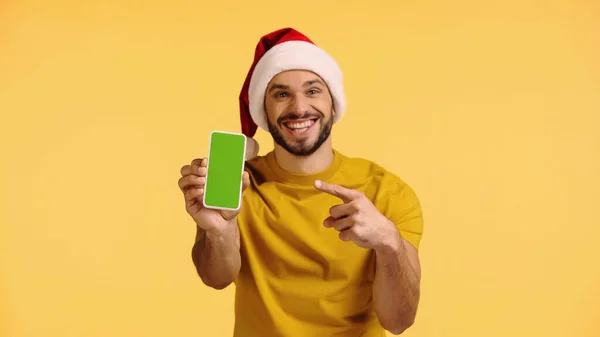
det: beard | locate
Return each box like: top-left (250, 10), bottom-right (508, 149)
top-left (266, 109), bottom-right (334, 157)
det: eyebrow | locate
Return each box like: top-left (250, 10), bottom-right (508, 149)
top-left (268, 78), bottom-right (325, 93)
top-left (304, 79), bottom-right (325, 87)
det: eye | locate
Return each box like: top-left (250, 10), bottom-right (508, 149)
top-left (274, 92), bottom-right (288, 98)
top-left (307, 89), bottom-right (320, 95)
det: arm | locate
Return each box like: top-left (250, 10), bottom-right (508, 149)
top-left (313, 179), bottom-right (424, 334)
top-left (180, 157), bottom-right (250, 290)
top-left (373, 221), bottom-right (421, 335)
top-left (191, 221), bottom-right (241, 290)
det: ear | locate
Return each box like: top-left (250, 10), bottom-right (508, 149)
top-left (245, 137), bottom-right (259, 160)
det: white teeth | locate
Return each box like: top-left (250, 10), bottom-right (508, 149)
top-left (285, 120), bottom-right (315, 130)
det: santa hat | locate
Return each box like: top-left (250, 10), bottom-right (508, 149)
top-left (238, 27), bottom-right (346, 160)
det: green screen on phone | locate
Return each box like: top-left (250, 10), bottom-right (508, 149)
top-left (203, 131), bottom-right (247, 211)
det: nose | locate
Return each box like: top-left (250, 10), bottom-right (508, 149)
top-left (287, 95), bottom-right (311, 116)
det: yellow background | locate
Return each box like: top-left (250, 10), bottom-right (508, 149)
top-left (1, 0), bottom-right (599, 336)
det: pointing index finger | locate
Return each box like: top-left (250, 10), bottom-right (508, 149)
top-left (314, 180), bottom-right (360, 203)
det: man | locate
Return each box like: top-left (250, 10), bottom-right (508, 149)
top-left (178, 28), bottom-right (424, 336)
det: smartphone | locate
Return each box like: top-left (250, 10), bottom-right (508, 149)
top-left (203, 131), bottom-right (247, 211)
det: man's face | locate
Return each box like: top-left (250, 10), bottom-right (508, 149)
top-left (264, 70), bottom-right (335, 157)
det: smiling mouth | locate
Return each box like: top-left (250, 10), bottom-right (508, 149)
top-left (283, 118), bottom-right (318, 134)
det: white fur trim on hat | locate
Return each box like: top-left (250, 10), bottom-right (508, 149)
top-left (248, 40), bottom-right (346, 131)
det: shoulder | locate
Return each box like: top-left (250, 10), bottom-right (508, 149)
top-left (337, 151), bottom-right (424, 249)
top-left (245, 152), bottom-right (269, 168)
top-left (243, 153), bottom-right (271, 184)
top-left (344, 154), bottom-right (420, 212)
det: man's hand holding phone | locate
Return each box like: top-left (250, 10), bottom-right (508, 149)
top-left (178, 157), bottom-right (250, 236)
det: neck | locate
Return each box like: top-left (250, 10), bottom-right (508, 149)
top-left (273, 138), bottom-right (334, 174)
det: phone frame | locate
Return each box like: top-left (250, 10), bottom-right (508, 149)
top-left (202, 130), bottom-right (247, 212)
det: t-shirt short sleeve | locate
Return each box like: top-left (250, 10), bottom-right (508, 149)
top-left (377, 177), bottom-right (424, 251)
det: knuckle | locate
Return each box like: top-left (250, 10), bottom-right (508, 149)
top-left (180, 165), bottom-right (190, 175)
top-left (180, 175), bottom-right (191, 186)
top-left (178, 177), bottom-right (188, 189)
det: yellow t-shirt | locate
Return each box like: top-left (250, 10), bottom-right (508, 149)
top-left (233, 149), bottom-right (424, 337)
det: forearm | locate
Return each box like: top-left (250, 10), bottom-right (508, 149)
top-left (191, 222), bottom-right (241, 289)
top-left (373, 226), bottom-right (421, 335)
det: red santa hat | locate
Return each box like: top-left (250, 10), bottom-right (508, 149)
top-left (238, 27), bottom-right (346, 160)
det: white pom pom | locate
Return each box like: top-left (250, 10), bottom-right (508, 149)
top-left (245, 137), bottom-right (259, 161)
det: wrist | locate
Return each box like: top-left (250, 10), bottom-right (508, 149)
top-left (203, 221), bottom-right (237, 241)
top-left (374, 221), bottom-right (404, 256)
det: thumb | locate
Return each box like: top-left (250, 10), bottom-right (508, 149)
top-left (241, 171), bottom-right (250, 192)
top-left (219, 171), bottom-right (250, 221)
